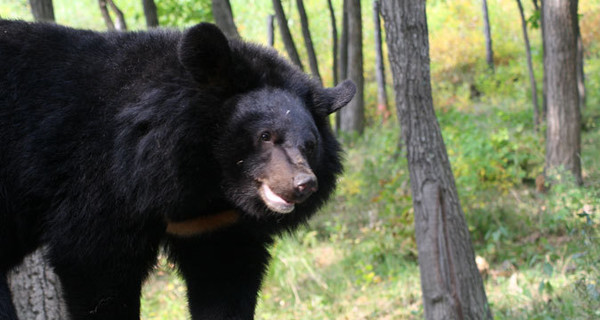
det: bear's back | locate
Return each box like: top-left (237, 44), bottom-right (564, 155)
top-left (0, 20), bottom-right (183, 105)
top-left (0, 21), bottom-right (190, 217)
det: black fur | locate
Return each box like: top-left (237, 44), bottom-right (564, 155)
top-left (0, 20), bottom-right (354, 320)
top-left (0, 272), bottom-right (17, 320)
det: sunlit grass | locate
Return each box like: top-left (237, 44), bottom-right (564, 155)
top-left (141, 257), bottom-right (188, 319)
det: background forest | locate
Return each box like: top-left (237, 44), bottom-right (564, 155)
top-left (1, 0), bottom-right (600, 319)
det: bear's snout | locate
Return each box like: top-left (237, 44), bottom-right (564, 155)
top-left (257, 146), bottom-right (319, 214)
top-left (293, 172), bottom-right (318, 202)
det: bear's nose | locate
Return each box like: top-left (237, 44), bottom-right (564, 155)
top-left (293, 173), bottom-right (318, 201)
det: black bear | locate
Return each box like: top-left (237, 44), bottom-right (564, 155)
top-left (0, 20), bottom-right (355, 319)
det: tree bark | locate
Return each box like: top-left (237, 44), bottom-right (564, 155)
top-left (271, 0), bottom-right (303, 69)
top-left (142, 0), bottom-right (159, 28)
top-left (99, 0), bottom-right (116, 30)
top-left (380, 1), bottom-right (493, 319)
top-left (327, 0), bottom-right (338, 86)
top-left (296, 0), bottom-right (321, 83)
top-left (211, 0), bottom-right (240, 39)
top-left (336, 0), bottom-right (349, 133)
top-left (338, 0), bottom-right (348, 83)
top-left (576, 22), bottom-right (586, 110)
top-left (543, 0), bottom-right (582, 185)
top-left (516, 0), bottom-right (540, 129)
top-left (108, 0), bottom-right (127, 30)
top-left (373, 0), bottom-right (389, 122)
top-left (482, 0), bottom-right (494, 72)
top-left (541, 0), bottom-right (548, 118)
top-left (267, 14), bottom-right (275, 47)
top-left (29, 0), bottom-right (55, 22)
top-left (340, 0), bottom-right (364, 134)
top-left (99, 0), bottom-right (127, 31)
top-left (7, 248), bottom-right (67, 320)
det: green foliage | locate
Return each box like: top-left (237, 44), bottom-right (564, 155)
top-left (488, 183), bottom-right (600, 319)
top-left (335, 125), bottom-right (416, 256)
top-left (0, 0), bottom-right (212, 30)
top-left (157, 0), bottom-right (212, 28)
top-left (583, 58), bottom-right (600, 127)
top-left (441, 106), bottom-right (544, 194)
top-left (0, 0), bottom-right (29, 20)
top-left (428, 0), bottom-right (540, 111)
top-left (526, 8), bottom-right (541, 29)
top-left (0, 0), bottom-right (145, 30)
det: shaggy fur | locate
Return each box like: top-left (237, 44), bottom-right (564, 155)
top-left (0, 20), bottom-right (354, 320)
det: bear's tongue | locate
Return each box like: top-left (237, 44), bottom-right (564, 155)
top-left (261, 184), bottom-right (294, 214)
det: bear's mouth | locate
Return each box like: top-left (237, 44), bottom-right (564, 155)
top-left (259, 184), bottom-right (295, 214)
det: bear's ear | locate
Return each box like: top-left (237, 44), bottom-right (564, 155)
top-left (178, 23), bottom-right (231, 86)
top-left (314, 80), bottom-right (356, 116)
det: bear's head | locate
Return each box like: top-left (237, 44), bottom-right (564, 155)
top-left (216, 83), bottom-right (355, 218)
top-left (178, 23), bottom-right (355, 222)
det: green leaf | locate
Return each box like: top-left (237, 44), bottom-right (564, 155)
top-left (542, 262), bottom-right (554, 277)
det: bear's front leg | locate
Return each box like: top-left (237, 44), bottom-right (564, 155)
top-left (56, 271), bottom-right (143, 320)
top-left (46, 221), bottom-right (162, 320)
top-left (167, 228), bottom-right (273, 320)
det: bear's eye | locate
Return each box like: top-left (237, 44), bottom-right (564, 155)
top-left (260, 131), bottom-right (272, 142)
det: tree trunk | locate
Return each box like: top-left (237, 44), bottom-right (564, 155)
top-left (516, 0), bottom-right (540, 129)
top-left (380, 1), bottom-right (493, 319)
top-left (271, 0), bottom-right (303, 69)
top-left (327, 0), bottom-right (338, 86)
top-left (142, 0), bottom-right (159, 28)
top-left (108, 0), bottom-right (127, 30)
top-left (543, 0), bottom-right (582, 185)
top-left (373, 0), bottom-right (389, 122)
top-left (541, 0), bottom-right (547, 118)
top-left (7, 248), bottom-right (67, 320)
top-left (99, 0), bottom-right (116, 30)
top-left (340, 0), bottom-right (364, 134)
top-left (482, 0), bottom-right (494, 72)
top-left (336, 0), bottom-right (349, 133)
top-left (338, 0), bottom-right (348, 83)
top-left (576, 22), bottom-right (586, 110)
top-left (296, 0), bottom-right (321, 83)
top-left (267, 14), bottom-right (275, 47)
top-left (211, 0), bottom-right (240, 39)
top-left (29, 0), bottom-right (55, 22)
